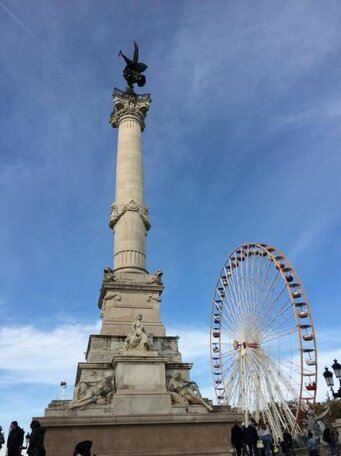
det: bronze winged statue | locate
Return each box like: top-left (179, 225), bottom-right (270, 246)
top-left (118, 41), bottom-right (148, 92)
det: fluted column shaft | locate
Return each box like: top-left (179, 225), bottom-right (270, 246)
top-left (115, 117), bottom-right (144, 205)
top-left (109, 89), bottom-right (151, 272)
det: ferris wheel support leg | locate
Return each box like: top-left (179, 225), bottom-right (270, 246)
top-left (244, 409), bottom-right (249, 426)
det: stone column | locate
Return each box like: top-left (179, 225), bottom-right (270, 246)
top-left (109, 89), bottom-right (151, 272)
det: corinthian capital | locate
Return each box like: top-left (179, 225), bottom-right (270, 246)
top-left (109, 88), bottom-right (151, 131)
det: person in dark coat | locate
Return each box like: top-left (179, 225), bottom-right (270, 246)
top-left (231, 421), bottom-right (244, 456)
top-left (323, 427), bottom-right (337, 456)
top-left (243, 422), bottom-right (259, 456)
top-left (282, 429), bottom-right (294, 456)
top-left (0, 426), bottom-right (5, 450)
top-left (27, 420), bottom-right (46, 456)
top-left (7, 421), bottom-right (24, 456)
top-left (73, 440), bottom-right (92, 456)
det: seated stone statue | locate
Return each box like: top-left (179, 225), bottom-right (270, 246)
top-left (122, 314), bottom-right (153, 352)
top-left (69, 375), bottom-right (115, 409)
top-left (168, 372), bottom-right (213, 412)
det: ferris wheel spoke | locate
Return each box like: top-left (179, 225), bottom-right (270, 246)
top-left (258, 267), bottom-right (281, 313)
top-left (220, 277), bottom-right (240, 329)
top-left (219, 314), bottom-right (239, 336)
top-left (247, 350), bottom-right (288, 437)
top-left (220, 302), bottom-right (240, 337)
top-left (221, 353), bottom-right (238, 370)
top-left (220, 347), bottom-right (237, 358)
top-left (228, 376), bottom-right (241, 406)
top-left (251, 351), bottom-right (293, 403)
top-left (243, 255), bottom-right (257, 332)
top-left (259, 280), bottom-right (285, 327)
top-left (254, 257), bottom-right (275, 316)
top-left (253, 349), bottom-right (301, 400)
top-left (261, 326), bottom-right (297, 344)
top-left (252, 253), bottom-right (267, 324)
top-left (225, 266), bottom-right (244, 332)
top-left (247, 350), bottom-right (273, 405)
top-left (215, 291), bottom-right (238, 334)
top-left (259, 283), bottom-right (288, 328)
top-left (261, 306), bottom-right (298, 340)
top-left (264, 298), bottom-right (293, 328)
top-left (246, 255), bottom-right (260, 332)
top-left (232, 253), bottom-right (254, 336)
top-left (223, 356), bottom-right (241, 402)
top-left (260, 366), bottom-right (291, 433)
top-left (257, 281), bottom-right (284, 328)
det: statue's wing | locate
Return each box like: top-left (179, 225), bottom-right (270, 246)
top-left (136, 63), bottom-right (147, 73)
top-left (133, 41), bottom-right (139, 64)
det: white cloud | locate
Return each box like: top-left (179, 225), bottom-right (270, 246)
top-left (270, 97), bottom-right (341, 135)
top-left (0, 321), bottom-right (100, 385)
top-left (168, 325), bottom-right (210, 362)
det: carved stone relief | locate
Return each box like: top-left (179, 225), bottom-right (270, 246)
top-left (149, 270), bottom-right (163, 285)
top-left (110, 200), bottom-right (151, 230)
top-left (100, 291), bottom-right (121, 318)
top-left (147, 294), bottom-right (161, 303)
top-left (69, 374), bottom-right (115, 409)
top-left (102, 267), bottom-right (163, 287)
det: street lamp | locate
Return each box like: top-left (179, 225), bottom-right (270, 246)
top-left (332, 359), bottom-right (341, 379)
top-left (323, 359), bottom-right (341, 399)
top-left (60, 381), bottom-right (67, 400)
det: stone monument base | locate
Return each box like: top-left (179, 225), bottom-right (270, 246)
top-left (39, 408), bottom-right (241, 456)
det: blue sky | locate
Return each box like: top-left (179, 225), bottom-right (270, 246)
top-left (1, 0), bottom-right (341, 443)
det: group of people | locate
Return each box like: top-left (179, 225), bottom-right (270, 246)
top-left (307, 426), bottom-right (340, 456)
top-left (232, 419), bottom-right (340, 456)
top-left (231, 420), bottom-right (295, 456)
top-left (0, 420), bottom-right (45, 456)
top-left (0, 422), bottom-right (94, 456)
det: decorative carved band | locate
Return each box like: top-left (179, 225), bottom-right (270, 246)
top-left (110, 88), bottom-right (151, 131)
top-left (114, 249), bottom-right (146, 269)
top-left (102, 267), bottom-right (163, 286)
top-left (109, 199), bottom-right (151, 230)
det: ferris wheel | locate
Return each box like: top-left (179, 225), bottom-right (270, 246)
top-left (210, 243), bottom-right (317, 440)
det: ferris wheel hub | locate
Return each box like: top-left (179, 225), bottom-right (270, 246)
top-left (233, 340), bottom-right (259, 350)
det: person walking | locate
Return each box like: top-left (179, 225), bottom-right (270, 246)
top-left (27, 420), bottom-right (46, 456)
top-left (282, 429), bottom-right (295, 456)
top-left (0, 426), bottom-right (5, 451)
top-left (7, 421), bottom-right (24, 456)
top-left (258, 419), bottom-right (272, 456)
top-left (308, 431), bottom-right (319, 456)
top-left (231, 421), bottom-right (244, 456)
top-left (323, 427), bottom-right (338, 456)
top-left (243, 421), bottom-right (259, 456)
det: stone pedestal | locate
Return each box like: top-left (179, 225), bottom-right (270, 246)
top-left (40, 409), bottom-right (241, 456)
top-left (98, 271), bottom-right (166, 337)
top-left (112, 355), bottom-right (172, 415)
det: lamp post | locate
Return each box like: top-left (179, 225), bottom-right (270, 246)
top-left (323, 359), bottom-right (341, 399)
top-left (60, 381), bottom-right (67, 400)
